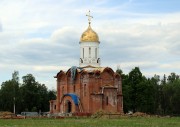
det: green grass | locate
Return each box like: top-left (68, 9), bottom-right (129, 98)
top-left (0, 117), bottom-right (180, 127)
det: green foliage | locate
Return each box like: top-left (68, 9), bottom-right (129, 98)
top-left (12, 71), bottom-right (19, 83)
top-left (0, 73), bottom-right (56, 113)
top-left (48, 90), bottom-right (56, 100)
top-left (128, 67), bottom-right (143, 113)
top-left (161, 75), bottom-right (180, 115)
top-left (1, 69), bottom-right (179, 115)
top-left (117, 69), bottom-right (130, 113)
top-left (117, 67), bottom-right (180, 115)
top-left (0, 80), bottom-right (18, 112)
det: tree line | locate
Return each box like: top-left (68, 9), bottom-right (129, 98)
top-left (117, 67), bottom-right (180, 115)
top-left (0, 71), bottom-right (56, 114)
top-left (1, 68), bottom-right (180, 115)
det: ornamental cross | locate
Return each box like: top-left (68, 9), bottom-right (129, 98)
top-left (86, 10), bottom-right (93, 24)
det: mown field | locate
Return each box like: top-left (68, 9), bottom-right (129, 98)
top-left (0, 117), bottom-right (180, 127)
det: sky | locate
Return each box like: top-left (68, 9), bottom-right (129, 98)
top-left (0, 0), bottom-right (180, 89)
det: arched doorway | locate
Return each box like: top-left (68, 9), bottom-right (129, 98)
top-left (65, 100), bottom-right (72, 113)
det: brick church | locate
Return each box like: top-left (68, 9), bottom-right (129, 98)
top-left (49, 11), bottom-right (123, 114)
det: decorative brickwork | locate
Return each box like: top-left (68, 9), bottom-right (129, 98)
top-left (50, 67), bottom-right (123, 114)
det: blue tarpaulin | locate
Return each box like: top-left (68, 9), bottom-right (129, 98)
top-left (64, 93), bottom-right (79, 106)
top-left (70, 66), bottom-right (83, 81)
top-left (71, 66), bottom-right (77, 81)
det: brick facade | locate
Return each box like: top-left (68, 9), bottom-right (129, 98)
top-left (49, 66), bottom-right (123, 114)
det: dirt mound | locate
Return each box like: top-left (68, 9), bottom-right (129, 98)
top-left (91, 110), bottom-right (106, 118)
top-left (124, 112), bottom-right (151, 117)
top-left (0, 111), bottom-right (15, 119)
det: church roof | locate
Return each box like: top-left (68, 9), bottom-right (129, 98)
top-left (80, 24), bottom-right (99, 43)
top-left (82, 66), bottom-right (114, 73)
top-left (55, 66), bottom-right (119, 78)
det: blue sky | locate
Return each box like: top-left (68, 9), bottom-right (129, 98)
top-left (0, 0), bottom-right (180, 89)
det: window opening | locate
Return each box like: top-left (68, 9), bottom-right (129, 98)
top-left (66, 101), bottom-right (72, 113)
top-left (95, 48), bottom-right (97, 58)
top-left (113, 96), bottom-right (116, 105)
top-left (83, 48), bottom-right (84, 58)
top-left (106, 96), bottom-right (108, 105)
top-left (89, 47), bottom-right (91, 57)
top-left (73, 85), bottom-right (75, 92)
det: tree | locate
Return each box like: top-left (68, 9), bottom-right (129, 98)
top-left (20, 74), bottom-right (54, 112)
top-left (20, 74), bottom-right (41, 111)
top-left (128, 67), bottom-right (143, 113)
top-left (48, 89), bottom-right (56, 100)
top-left (12, 71), bottom-right (19, 83)
top-left (37, 84), bottom-right (49, 112)
top-left (118, 67), bottom-right (159, 114)
top-left (167, 73), bottom-right (179, 83)
top-left (158, 73), bottom-right (180, 115)
top-left (141, 75), bottom-right (159, 114)
top-left (171, 79), bottom-right (180, 114)
top-left (116, 69), bottom-right (131, 113)
top-left (12, 71), bottom-right (19, 114)
top-left (0, 72), bottom-right (55, 113)
top-left (146, 75), bottom-right (160, 114)
top-left (0, 80), bottom-right (19, 112)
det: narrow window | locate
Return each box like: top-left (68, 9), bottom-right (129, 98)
top-left (73, 85), bottom-right (75, 92)
top-left (80, 58), bottom-right (83, 63)
top-left (106, 96), bottom-right (108, 105)
top-left (54, 105), bottom-right (56, 109)
top-left (113, 96), bottom-right (116, 105)
top-left (89, 47), bottom-right (91, 58)
top-left (83, 48), bottom-right (84, 58)
top-left (95, 48), bottom-right (97, 58)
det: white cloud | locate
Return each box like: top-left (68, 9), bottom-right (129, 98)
top-left (160, 62), bottom-right (180, 70)
top-left (33, 65), bottom-right (69, 72)
top-left (0, 0), bottom-right (180, 89)
top-left (0, 21), bottom-right (2, 32)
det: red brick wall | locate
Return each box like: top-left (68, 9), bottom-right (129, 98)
top-left (90, 94), bottom-right (103, 113)
top-left (102, 88), bottom-right (118, 113)
top-left (50, 67), bottom-right (123, 114)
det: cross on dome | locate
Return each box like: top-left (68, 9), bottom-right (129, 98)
top-left (80, 10), bottom-right (99, 43)
top-left (86, 10), bottom-right (93, 25)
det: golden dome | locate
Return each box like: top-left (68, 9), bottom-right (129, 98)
top-left (80, 25), bottom-right (99, 43)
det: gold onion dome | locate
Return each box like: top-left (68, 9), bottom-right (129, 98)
top-left (80, 24), bottom-right (100, 43)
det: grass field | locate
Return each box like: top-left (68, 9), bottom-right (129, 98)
top-left (0, 117), bottom-right (180, 127)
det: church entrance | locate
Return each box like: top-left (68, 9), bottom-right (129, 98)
top-left (65, 100), bottom-right (72, 113)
